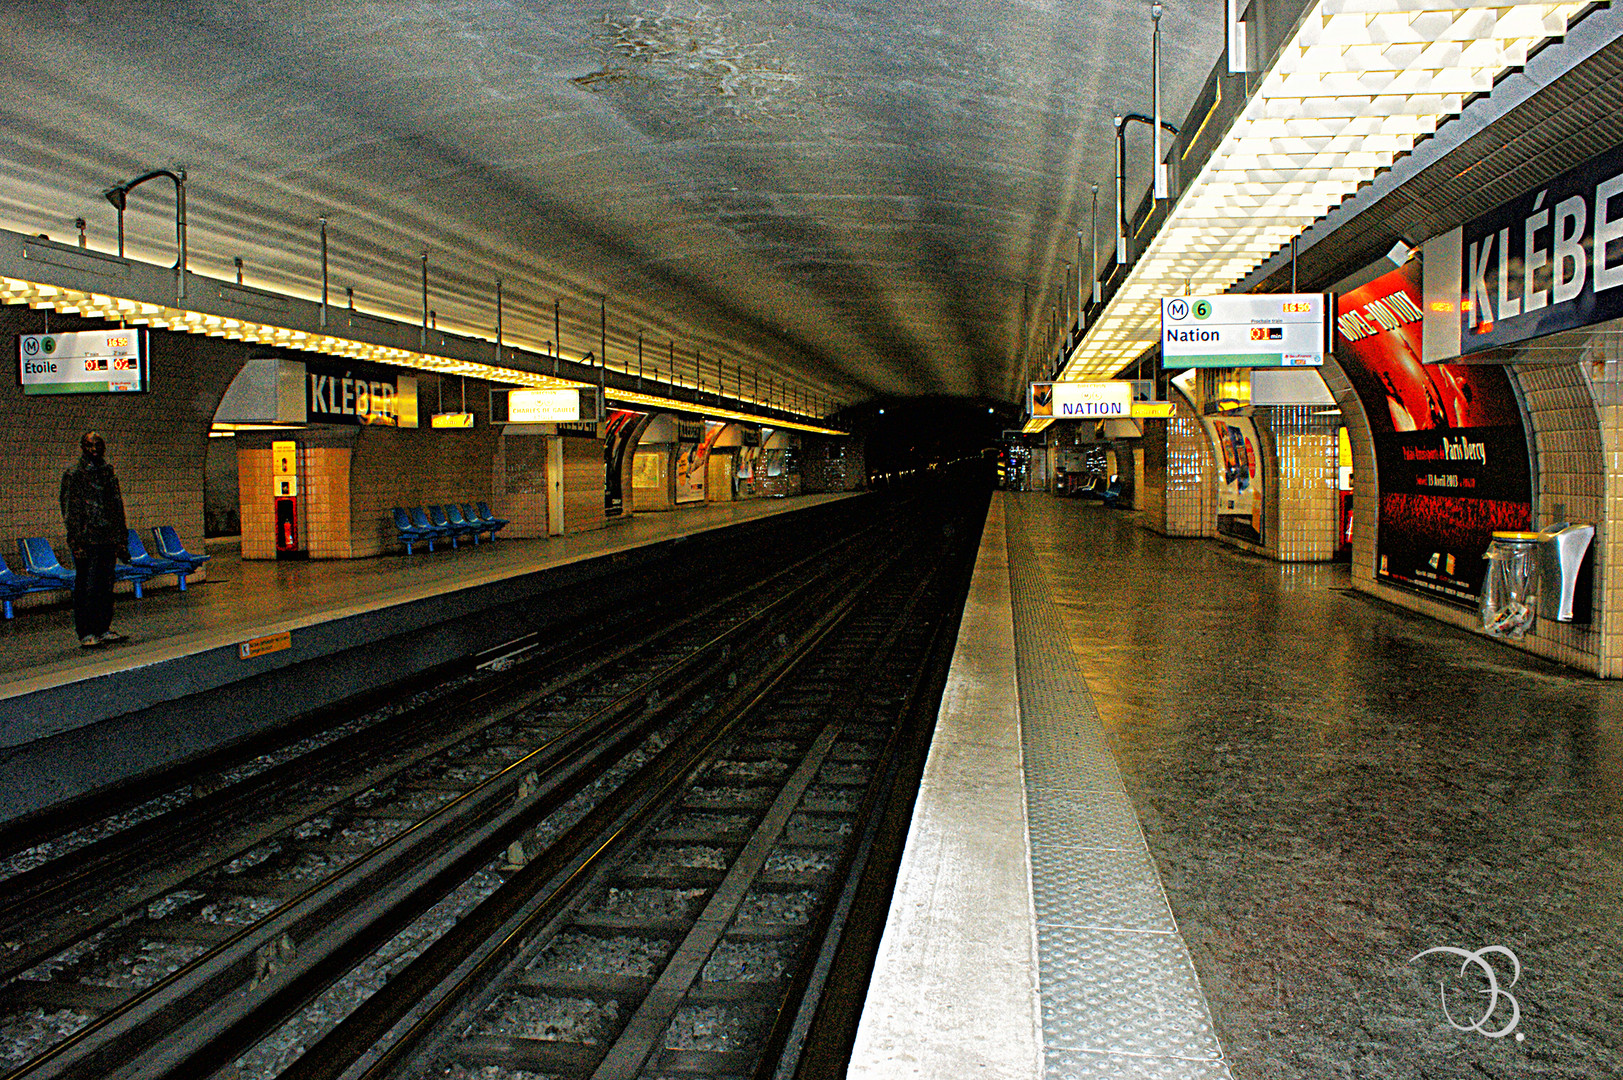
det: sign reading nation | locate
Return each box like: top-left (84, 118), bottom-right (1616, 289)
top-left (1029, 381), bottom-right (1133, 418)
top-left (1160, 294), bottom-right (1327, 368)
top-left (18, 329), bottom-right (147, 394)
top-left (1338, 263), bottom-right (1532, 605)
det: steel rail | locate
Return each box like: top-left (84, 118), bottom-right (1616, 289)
top-left (1, 524), bottom-right (882, 1080)
top-left (273, 541), bottom-right (904, 1080)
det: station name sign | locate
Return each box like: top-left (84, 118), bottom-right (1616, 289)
top-left (18, 329), bottom-right (148, 394)
top-left (1030, 380), bottom-right (1133, 418)
top-left (508, 387), bottom-right (582, 423)
top-left (1160, 294), bottom-right (1328, 368)
top-left (306, 359), bottom-right (417, 427)
top-left (1443, 139), bottom-right (1623, 355)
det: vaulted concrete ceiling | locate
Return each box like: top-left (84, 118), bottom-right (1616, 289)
top-left (0, 1), bottom-right (1225, 408)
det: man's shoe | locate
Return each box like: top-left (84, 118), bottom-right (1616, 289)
top-left (79, 635), bottom-right (100, 648)
top-left (98, 630), bottom-right (126, 643)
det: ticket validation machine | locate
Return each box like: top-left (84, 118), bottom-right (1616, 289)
top-left (272, 440), bottom-right (302, 558)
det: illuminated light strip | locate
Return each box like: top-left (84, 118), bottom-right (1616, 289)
top-left (1, 276), bottom-right (843, 434)
top-left (605, 387), bottom-right (843, 435)
top-left (1051, 0), bottom-right (1588, 410)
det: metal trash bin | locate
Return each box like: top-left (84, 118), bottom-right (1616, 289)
top-left (1482, 531), bottom-right (1541, 637)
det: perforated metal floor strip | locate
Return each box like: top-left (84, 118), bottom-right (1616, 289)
top-left (1004, 496), bottom-right (1233, 1080)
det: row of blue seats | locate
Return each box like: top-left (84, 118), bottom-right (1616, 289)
top-left (0, 527), bottom-right (210, 619)
top-left (392, 503), bottom-right (509, 554)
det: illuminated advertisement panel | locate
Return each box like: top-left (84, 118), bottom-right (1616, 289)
top-left (604, 409), bottom-right (642, 517)
top-left (1338, 263), bottom-right (1532, 604)
top-left (1213, 415), bottom-right (1264, 545)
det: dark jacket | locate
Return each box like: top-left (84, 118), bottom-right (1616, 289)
top-left (60, 455), bottom-right (128, 554)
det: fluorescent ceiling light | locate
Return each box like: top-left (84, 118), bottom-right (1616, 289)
top-left (1045, 0), bottom-right (1587, 427)
top-left (2, 276), bottom-right (843, 436)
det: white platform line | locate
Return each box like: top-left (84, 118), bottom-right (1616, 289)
top-left (849, 497), bottom-right (1044, 1080)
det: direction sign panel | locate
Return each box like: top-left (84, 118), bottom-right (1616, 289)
top-left (18, 329), bottom-right (147, 394)
top-left (1161, 294), bottom-right (1327, 368)
top-left (508, 387), bottom-right (581, 422)
top-left (1030, 380), bottom-right (1134, 418)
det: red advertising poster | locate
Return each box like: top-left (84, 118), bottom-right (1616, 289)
top-left (675, 422), bottom-right (724, 504)
top-left (1336, 263), bottom-right (1532, 604)
top-left (603, 409), bottom-right (642, 518)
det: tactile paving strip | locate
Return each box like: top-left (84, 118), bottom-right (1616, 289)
top-left (1029, 846), bottom-right (1177, 933)
top-left (1004, 498), bottom-right (1233, 1080)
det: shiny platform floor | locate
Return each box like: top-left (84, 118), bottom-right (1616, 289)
top-left (0, 495), bottom-right (856, 703)
top-left (856, 491), bottom-right (1623, 1080)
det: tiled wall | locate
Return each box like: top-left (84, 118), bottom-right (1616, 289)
top-left (237, 447), bottom-right (279, 559)
top-left (633, 446), bottom-right (674, 511)
top-left (347, 414), bottom-right (501, 556)
top-left (1, 307), bottom-right (228, 607)
top-left (235, 377), bottom-right (502, 559)
top-left (304, 447), bottom-right (352, 559)
top-left (562, 435), bottom-right (608, 534)
top-left (1164, 396), bottom-right (1216, 537)
top-left (1323, 352), bottom-right (1611, 674)
top-left (1257, 406), bottom-right (1341, 563)
top-left (1584, 344), bottom-right (1623, 676)
top-left (1511, 362), bottom-right (1604, 669)
top-left (801, 436), bottom-right (865, 492)
top-left (1140, 418), bottom-right (1169, 529)
top-left (496, 433), bottom-right (550, 538)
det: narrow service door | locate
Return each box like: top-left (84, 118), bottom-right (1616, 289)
top-left (547, 437), bottom-right (565, 536)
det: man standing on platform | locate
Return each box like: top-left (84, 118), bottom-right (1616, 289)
top-left (60, 431), bottom-right (129, 647)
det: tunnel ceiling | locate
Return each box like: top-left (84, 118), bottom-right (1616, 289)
top-left (0, 1), bottom-right (1224, 408)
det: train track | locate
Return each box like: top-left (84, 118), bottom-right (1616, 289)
top-left (0, 482), bottom-right (987, 1080)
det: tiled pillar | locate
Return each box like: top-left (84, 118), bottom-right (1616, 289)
top-left (238, 448), bottom-right (275, 559)
top-left (1140, 418), bottom-right (1169, 528)
top-left (1257, 406), bottom-right (1341, 562)
top-left (303, 446), bottom-right (353, 559)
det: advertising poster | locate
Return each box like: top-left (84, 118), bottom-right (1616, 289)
top-left (1214, 416), bottom-right (1264, 545)
top-left (1337, 263), bottom-right (1532, 603)
top-left (603, 410), bottom-right (642, 518)
top-left (675, 422), bottom-right (722, 504)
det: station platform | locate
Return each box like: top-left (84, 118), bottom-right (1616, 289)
top-left (0, 494), bottom-right (860, 825)
top-left (852, 491), bottom-right (1623, 1079)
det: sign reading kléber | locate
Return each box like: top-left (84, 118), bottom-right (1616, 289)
top-left (1160, 294), bottom-right (1327, 368)
top-left (18, 329), bottom-right (148, 394)
top-left (305, 359), bottom-right (418, 427)
top-left (1458, 139), bottom-right (1623, 353)
top-left (1030, 381), bottom-right (1134, 418)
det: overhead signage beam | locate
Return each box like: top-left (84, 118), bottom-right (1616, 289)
top-left (1160, 294), bottom-right (1329, 368)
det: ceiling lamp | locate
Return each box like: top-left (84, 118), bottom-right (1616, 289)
top-left (1039, 0), bottom-right (1588, 431)
top-left (0, 275), bottom-right (842, 435)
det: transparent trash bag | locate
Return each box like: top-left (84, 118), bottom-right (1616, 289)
top-left (1481, 536), bottom-right (1538, 638)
